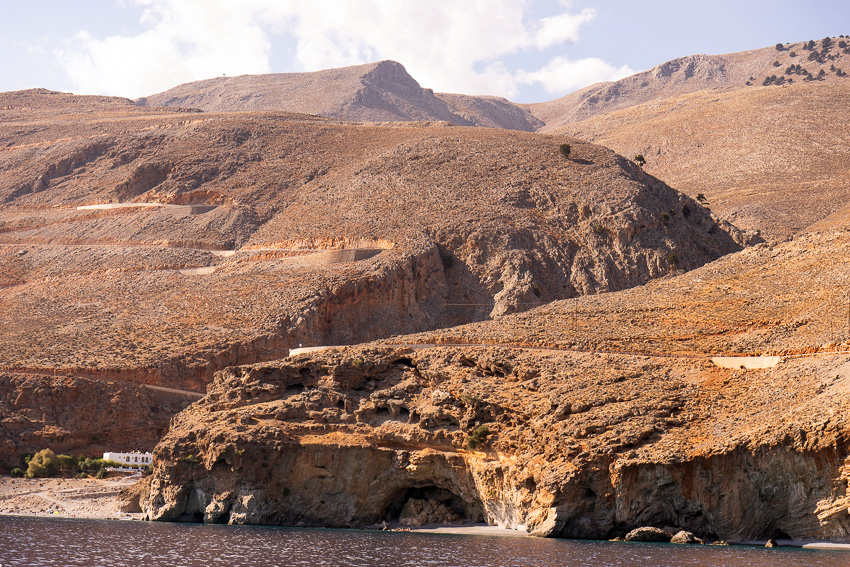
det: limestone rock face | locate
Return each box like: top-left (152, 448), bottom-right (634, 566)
top-left (0, 372), bottom-right (188, 465)
top-left (142, 343), bottom-right (850, 542)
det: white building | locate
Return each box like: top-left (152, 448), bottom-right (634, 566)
top-left (103, 451), bottom-right (153, 466)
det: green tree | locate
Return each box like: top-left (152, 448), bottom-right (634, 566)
top-left (27, 449), bottom-right (59, 478)
top-left (559, 143), bottom-right (571, 158)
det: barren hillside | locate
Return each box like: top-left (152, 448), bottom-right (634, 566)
top-left (144, 224), bottom-right (850, 542)
top-left (139, 41), bottom-right (850, 242)
top-left (531, 38), bottom-right (850, 130)
top-left (139, 61), bottom-right (542, 131)
top-left (552, 82), bottom-right (850, 241)
top-left (547, 38), bottom-right (850, 240)
top-left (0, 89), bottom-right (738, 462)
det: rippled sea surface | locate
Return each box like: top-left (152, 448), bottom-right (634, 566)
top-left (1, 516), bottom-right (848, 567)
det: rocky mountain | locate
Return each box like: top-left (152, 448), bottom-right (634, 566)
top-left (4, 39), bottom-right (850, 545)
top-left (139, 61), bottom-right (542, 131)
top-left (140, 40), bottom-right (850, 243)
top-left (143, 224), bottom-right (850, 542)
top-left (550, 39), bottom-right (850, 241)
top-left (0, 89), bottom-right (738, 464)
top-left (530, 39), bottom-right (850, 130)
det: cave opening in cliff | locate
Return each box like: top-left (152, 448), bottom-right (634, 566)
top-left (382, 485), bottom-right (484, 526)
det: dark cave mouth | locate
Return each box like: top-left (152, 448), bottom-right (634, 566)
top-left (382, 485), bottom-right (484, 527)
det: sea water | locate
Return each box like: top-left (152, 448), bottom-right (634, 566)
top-left (0, 515), bottom-right (847, 567)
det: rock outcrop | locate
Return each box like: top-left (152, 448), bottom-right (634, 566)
top-left (143, 227), bottom-right (850, 542)
top-left (625, 527), bottom-right (671, 542)
top-left (141, 344), bottom-right (850, 541)
top-left (0, 372), bottom-right (191, 466)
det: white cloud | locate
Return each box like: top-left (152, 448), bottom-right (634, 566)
top-left (56, 0), bottom-right (273, 98)
top-left (55, 0), bottom-right (631, 100)
top-left (533, 8), bottom-right (595, 50)
top-left (518, 55), bottom-right (636, 95)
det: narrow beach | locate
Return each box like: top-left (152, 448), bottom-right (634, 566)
top-left (0, 477), bottom-right (142, 521)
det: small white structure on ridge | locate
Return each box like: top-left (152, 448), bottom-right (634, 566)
top-left (103, 451), bottom-right (153, 466)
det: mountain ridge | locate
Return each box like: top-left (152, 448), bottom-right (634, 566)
top-left (139, 60), bottom-right (543, 131)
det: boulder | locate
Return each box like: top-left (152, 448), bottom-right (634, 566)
top-left (399, 497), bottom-right (460, 527)
top-left (115, 481), bottom-right (146, 513)
top-left (670, 530), bottom-right (703, 544)
top-left (625, 526), bottom-right (672, 542)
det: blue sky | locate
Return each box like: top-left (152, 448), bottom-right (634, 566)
top-left (1, 1), bottom-right (848, 103)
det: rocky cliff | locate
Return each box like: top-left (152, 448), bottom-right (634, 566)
top-left (143, 227), bottom-right (850, 541)
top-left (142, 344), bottom-right (850, 541)
top-left (0, 372), bottom-right (193, 466)
top-left (0, 89), bottom-right (742, 465)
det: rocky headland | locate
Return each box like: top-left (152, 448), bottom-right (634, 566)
top-left (3, 39), bottom-right (850, 546)
top-left (142, 226), bottom-right (850, 542)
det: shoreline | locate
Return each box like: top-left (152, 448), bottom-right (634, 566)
top-left (0, 476), bottom-right (142, 521)
top-left (1, 477), bottom-right (848, 551)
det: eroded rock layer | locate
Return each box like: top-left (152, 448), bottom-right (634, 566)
top-left (0, 89), bottom-right (742, 459)
top-left (144, 227), bottom-right (850, 541)
top-left (142, 346), bottom-right (850, 541)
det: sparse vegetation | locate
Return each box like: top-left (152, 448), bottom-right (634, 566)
top-left (15, 449), bottom-right (123, 478)
top-left (667, 251), bottom-right (679, 268)
top-left (182, 454), bottom-right (199, 465)
top-left (634, 154), bottom-right (646, 167)
top-left (660, 211), bottom-right (670, 224)
top-left (466, 424), bottom-right (491, 450)
top-left (559, 143), bottom-right (571, 158)
top-left (460, 393), bottom-right (481, 408)
top-left (775, 43), bottom-right (784, 51)
top-left (696, 193), bottom-right (709, 204)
